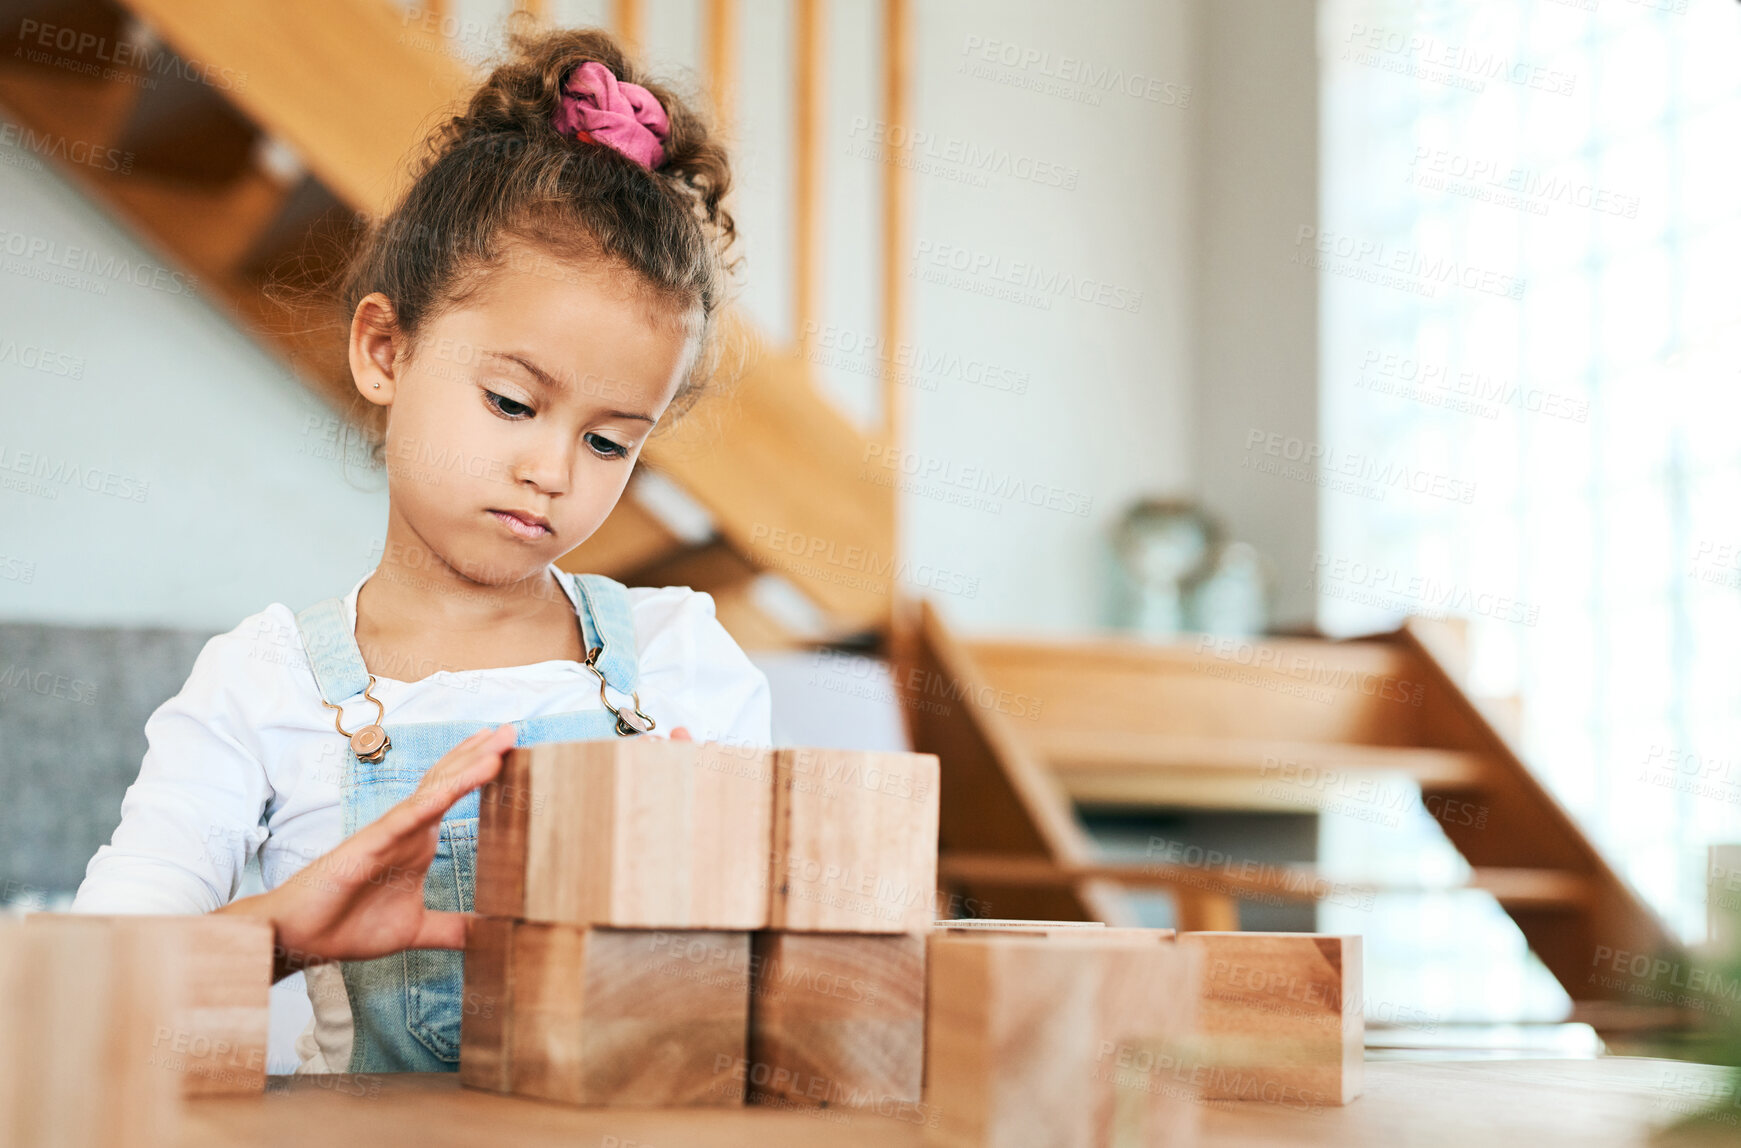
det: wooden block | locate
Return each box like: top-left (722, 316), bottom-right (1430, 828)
top-left (1177, 931), bottom-right (1362, 1106)
top-left (768, 747), bottom-right (940, 933)
top-left (1, 916), bottom-right (182, 1147)
top-left (23, 913), bottom-right (271, 1097)
top-left (1090, 938), bottom-right (1202, 1146)
top-left (134, 915), bottom-right (273, 1096)
top-left (925, 935), bottom-right (1092, 1148)
top-left (458, 916), bottom-right (514, 1093)
top-left (921, 922), bottom-right (1180, 1100)
top-left (477, 738), bottom-right (773, 928)
top-left (923, 932), bottom-right (1199, 1148)
top-left (461, 921), bottom-right (750, 1106)
top-left (745, 931), bottom-right (925, 1112)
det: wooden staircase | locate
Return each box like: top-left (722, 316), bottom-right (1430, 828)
top-left (0, 0), bottom-right (895, 646)
top-left (890, 596), bottom-right (1683, 1009)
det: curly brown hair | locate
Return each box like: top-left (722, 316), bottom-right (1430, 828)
top-left (318, 21), bottom-right (739, 464)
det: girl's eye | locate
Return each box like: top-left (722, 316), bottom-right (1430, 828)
top-left (483, 389), bottom-right (534, 419)
top-left (586, 432), bottom-right (630, 460)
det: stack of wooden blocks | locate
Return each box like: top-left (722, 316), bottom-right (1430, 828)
top-left (0, 912), bottom-right (272, 1147)
top-left (461, 738), bottom-right (942, 1113)
top-left (459, 736), bottom-right (1365, 1145)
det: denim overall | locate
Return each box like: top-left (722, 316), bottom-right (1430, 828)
top-left (292, 570), bottom-right (648, 1072)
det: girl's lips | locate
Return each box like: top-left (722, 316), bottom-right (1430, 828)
top-left (489, 509), bottom-right (551, 540)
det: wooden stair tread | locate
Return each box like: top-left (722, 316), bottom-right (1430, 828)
top-left (1032, 732), bottom-right (1488, 784)
top-left (94, 165), bottom-right (291, 279)
top-left (935, 852), bottom-right (1596, 910)
top-left (0, 66), bottom-right (145, 154)
top-left (1027, 732), bottom-right (1488, 810)
top-left (967, 632), bottom-right (1408, 675)
top-left (964, 633), bottom-right (1428, 746)
top-left (118, 0), bottom-right (473, 212)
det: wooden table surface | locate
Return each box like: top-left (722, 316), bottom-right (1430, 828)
top-left (176, 1058), bottom-right (1738, 1147)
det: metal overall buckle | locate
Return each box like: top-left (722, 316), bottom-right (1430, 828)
top-left (321, 674), bottom-right (392, 763)
top-left (583, 645), bottom-right (656, 736)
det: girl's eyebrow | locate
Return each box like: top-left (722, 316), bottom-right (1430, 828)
top-left (485, 351), bottom-right (657, 423)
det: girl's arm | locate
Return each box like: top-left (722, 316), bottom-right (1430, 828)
top-left (72, 628), bottom-right (277, 915)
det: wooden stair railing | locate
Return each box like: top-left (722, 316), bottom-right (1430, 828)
top-left (0, 0), bottom-right (895, 642)
top-left (893, 597), bottom-right (1684, 1006)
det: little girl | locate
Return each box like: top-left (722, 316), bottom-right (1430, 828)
top-left (70, 27), bottom-right (768, 1075)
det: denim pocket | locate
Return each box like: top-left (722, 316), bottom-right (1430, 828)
top-left (403, 816), bottom-right (477, 1064)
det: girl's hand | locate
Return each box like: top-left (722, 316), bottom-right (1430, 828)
top-left (218, 723), bottom-right (518, 981)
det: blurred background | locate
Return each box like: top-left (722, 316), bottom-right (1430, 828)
top-left (1, 0), bottom-right (1738, 1069)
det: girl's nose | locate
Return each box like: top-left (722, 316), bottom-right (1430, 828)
top-left (512, 447), bottom-right (573, 495)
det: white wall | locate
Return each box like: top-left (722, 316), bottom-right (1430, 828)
top-left (894, 0), bottom-right (1200, 634)
top-left (1190, 0), bottom-right (1321, 630)
top-left (0, 152), bottom-right (386, 628)
top-left (0, 0), bottom-right (1316, 637)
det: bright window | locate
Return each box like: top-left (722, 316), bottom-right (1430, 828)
top-left (1318, 0), bottom-right (1741, 1020)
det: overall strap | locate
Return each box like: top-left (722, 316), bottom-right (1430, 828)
top-left (293, 596), bottom-right (372, 705)
top-left (569, 571), bottom-right (640, 693)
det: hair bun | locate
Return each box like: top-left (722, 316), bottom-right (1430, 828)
top-left (419, 25), bottom-right (734, 248)
top-left (550, 60), bottom-right (671, 169)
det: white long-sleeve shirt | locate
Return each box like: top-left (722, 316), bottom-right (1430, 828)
top-left (71, 564), bottom-right (773, 1070)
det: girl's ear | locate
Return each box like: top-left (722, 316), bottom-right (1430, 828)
top-left (349, 292), bottom-right (402, 406)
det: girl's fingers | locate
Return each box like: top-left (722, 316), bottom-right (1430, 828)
top-left (410, 911), bottom-right (471, 951)
top-left (440, 724), bottom-right (515, 769)
top-left (445, 730), bottom-right (514, 795)
top-left (393, 725), bottom-right (517, 833)
top-left (415, 725), bottom-right (515, 796)
top-left (409, 730), bottom-right (492, 795)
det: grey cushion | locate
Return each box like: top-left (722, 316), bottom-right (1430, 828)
top-left (0, 621), bottom-right (216, 901)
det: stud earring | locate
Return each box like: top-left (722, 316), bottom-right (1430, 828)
top-left (373, 382), bottom-right (380, 388)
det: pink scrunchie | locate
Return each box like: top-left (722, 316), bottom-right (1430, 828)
top-left (550, 60), bottom-right (670, 170)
